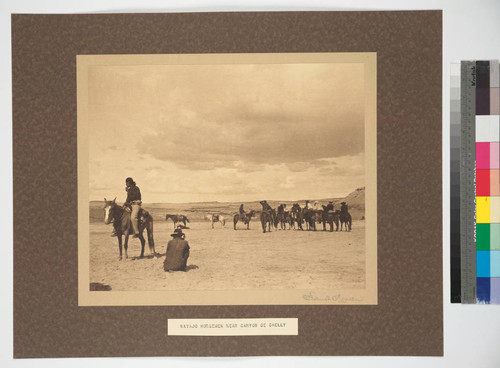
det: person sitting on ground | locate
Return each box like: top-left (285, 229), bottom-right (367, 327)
top-left (164, 227), bottom-right (190, 272)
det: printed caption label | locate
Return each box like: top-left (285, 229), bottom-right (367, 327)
top-left (168, 318), bottom-right (298, 336)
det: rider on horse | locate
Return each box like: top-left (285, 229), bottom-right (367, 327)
top-left (239, 204), bottom-right (245, 215)
top-left (340, 201), bottom-right (348, 213)
top-left (124, 177), bottom-right (142, 238)
top-left (326, 201), bottom-right (334, 212)
top-left (261, 200), bottom-right (272, 212)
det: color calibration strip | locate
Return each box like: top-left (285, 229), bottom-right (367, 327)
top-left (454, 60), bottom-right (500, 304)
top-left (475, 61), bottom-right (500, 304)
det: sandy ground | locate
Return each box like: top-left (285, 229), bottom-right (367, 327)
top-left (89, 220), bottom-right (365, 291)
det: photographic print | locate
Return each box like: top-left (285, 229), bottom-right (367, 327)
top-left (78, 53), bottom-right (377, 305)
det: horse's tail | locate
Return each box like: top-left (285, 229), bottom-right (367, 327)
top-left (222, 218), bottom-right (226, 226)
top-left (147, 215), bottom-right (155, 254)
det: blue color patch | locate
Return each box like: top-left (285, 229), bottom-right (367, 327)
top-left (477, 251), bottom-right (491, 277)
top-left (477, 277), bottom-right (491, 303)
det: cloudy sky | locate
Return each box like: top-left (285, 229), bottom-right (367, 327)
top-left (88, 62), bottom-right (365, 203)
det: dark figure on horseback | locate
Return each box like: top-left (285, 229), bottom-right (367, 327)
top-left (239, 204), bottom-right (245, 215)
top-left (339, 201), bottom-right (352, 231)
top-left (277, 204), bottom-right (287, 230)
top-left (326, 201), bottom-right (334, 212)
top-left (124, 177), bottom-right (142, 238)
top-left (259, 200), bottom-right (276, 233)
top-left (110, 177), bottom-right (142, 238)
top-left (104, 197), bottom-right (156, 260)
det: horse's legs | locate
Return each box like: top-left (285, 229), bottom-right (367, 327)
top-left (139, 233), bottom-right (146, 258)
top-left (123, 233), bottom-right (129, 259)
top-left (118, 235), bottom-right (123, 260)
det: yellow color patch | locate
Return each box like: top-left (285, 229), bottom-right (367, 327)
top-left (476, 197), bottom-right (491, 223)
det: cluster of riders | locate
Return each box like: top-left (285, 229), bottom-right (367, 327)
top-left (235, 199), bottom-right (352, 233)
top-left (102, 178), bottom-right (353, 267)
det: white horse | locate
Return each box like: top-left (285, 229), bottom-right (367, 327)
top-left (207, 213), bottom-right (225, 228)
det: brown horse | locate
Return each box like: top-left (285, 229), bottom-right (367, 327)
top-left (302, 207), bottom-right (318, 231)
top-left (103, 198), bottom-right (156, 260)
top-left (291, 203), bottom-right (304, 230)
top-left (165, 214), bottom-right (190, 229)
top-left (233, 210), bottom-right (255, 230)
top-left (259, 201), bottom-right (277, 233)
top-left (321, 205), bottom-right (339, 232)
top-left (340, 210), bottom-right (352, 231)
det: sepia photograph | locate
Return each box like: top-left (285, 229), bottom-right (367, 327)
top-left (77, 53), bottom-right (377, 305)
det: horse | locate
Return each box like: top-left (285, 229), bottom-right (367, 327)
top-left (302, 207), bottom-right (318, 231)
top-left (165, 214), bottom-right (190, 229)
top-left (291, 203), bottom-right (304, 230)
top-left (340, 210), bottom-right (352, 231)
top-left (103, 198), bottom-right (156, 260)
top-left (259, 201), bottom-right (277, 233)
top-left (208, 213), bottom-right (226, 229)
top-left (233, 210), bottom-right (255, 230)
top-left (277, 204), bottom-right (289, 230)
top-left (321, 205), bottom-right (339, 232)
top-left (284, 211), bottom-right (295, 230)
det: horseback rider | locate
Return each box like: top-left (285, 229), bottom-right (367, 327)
top-left (340, 201), bottom-right (348, 213)
top-left (277, 204), bottom-right (286, 215)
top-left (313, 201), bottom-right (321, 211)
top-left (239, 204), bottom-right (245, 215)
top-left (304, 200), bottom-right (312, 211)
top-left (260, 200), bottom-right (272, 212)
top-left (124, 177), bottom-right (142, 238)
top-left (326, 201), bottom-right (334, 212)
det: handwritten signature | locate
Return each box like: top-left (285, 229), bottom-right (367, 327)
top-left (302, 291), bottom-right (362, 303)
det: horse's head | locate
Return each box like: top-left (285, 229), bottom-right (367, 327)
top-left (103, 197), bottom-right (117, 225)
top-left (248, 210), bottom-right (255, 217)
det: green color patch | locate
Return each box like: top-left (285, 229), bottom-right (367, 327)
top-left (477, 223), bottom-right (490, 250)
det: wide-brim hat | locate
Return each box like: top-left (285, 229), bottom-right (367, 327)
top-left (170, 228), bottom-right (184, 237)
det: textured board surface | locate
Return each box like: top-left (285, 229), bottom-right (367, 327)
top-left (12, 11), bottom-right (443, 357)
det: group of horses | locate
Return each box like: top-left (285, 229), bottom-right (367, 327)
top-left (256, 201), bottom-right (352, 233)
top-left (102, 197), bottom-right (353, 260)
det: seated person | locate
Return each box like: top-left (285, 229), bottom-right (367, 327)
top-left (164, 228), bottom-right (190, 272)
